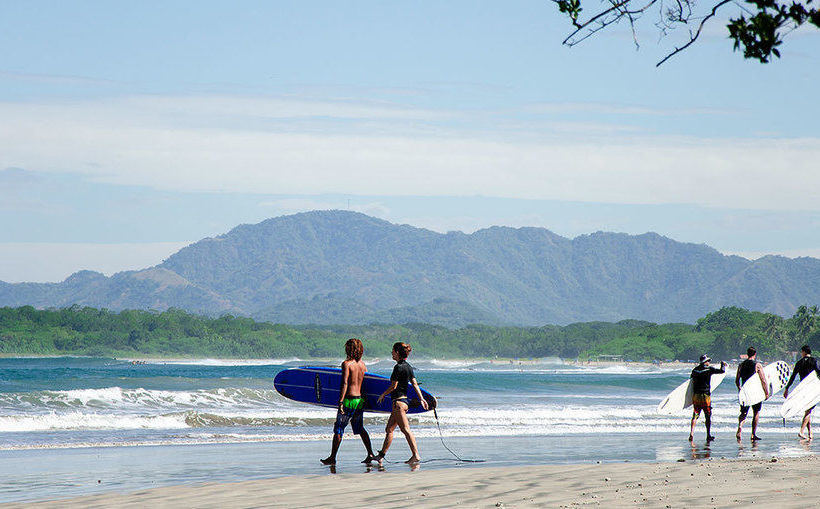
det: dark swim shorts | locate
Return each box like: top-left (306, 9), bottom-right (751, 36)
top-left (739, 402), bottom-right (763, 419)
top-left (333, 397), bottom-right (365, 436)
top-left (692, 393), bottom-right (711, 414)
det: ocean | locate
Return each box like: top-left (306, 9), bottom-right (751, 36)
top-left (0, 357), bottom-right (817, 503)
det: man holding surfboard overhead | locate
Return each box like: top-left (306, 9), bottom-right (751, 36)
top-left (321, 338), bottom-right (377, 465)
top-left (689, 354), bottom-right (726, 442)
top-left (735, 347), bottom-right (769, 442)
top-left (783, 345), bottom-right (820, 439)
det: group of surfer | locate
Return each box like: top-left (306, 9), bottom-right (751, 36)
top-left (322, 339), bottom-right (820, 464)
top-left (689, 345), bottom-right (820, 442)
top-left (320, 338), bottom-right (428, 466)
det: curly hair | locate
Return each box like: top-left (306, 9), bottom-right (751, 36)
top-left (345, 338), bottom-right (363, 361)
top-left (392, 342), bottom-right (412, 360)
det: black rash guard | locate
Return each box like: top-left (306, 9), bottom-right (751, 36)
top-left (690, 364), bottom-right (725, 395)
top-left (784, 356), bottom-right (820, 392)
top-left (736, 359), bottom-right (758, 386)
top-left (390, 359), bottom-right (415, 400)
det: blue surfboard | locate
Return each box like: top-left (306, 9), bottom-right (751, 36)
top-left (274, 366), bottom-right (437, 414)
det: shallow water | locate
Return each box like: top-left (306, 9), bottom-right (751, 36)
top-left (0, 357), bottom-right (816, 503)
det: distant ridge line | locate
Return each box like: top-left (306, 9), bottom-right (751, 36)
top-left (2, 210), bottom-right (819, 326)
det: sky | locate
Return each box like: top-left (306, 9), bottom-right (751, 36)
top-left (1, 1), bottom-right (819, 282)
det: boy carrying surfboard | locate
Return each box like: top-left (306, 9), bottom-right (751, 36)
top-left (689, 354), bottom-right (726, 442)
top-left (321, 338), bottom-right (378, 465)
top-left (735, 347), bottom-right (769, 442)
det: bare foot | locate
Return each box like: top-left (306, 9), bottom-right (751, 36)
top-left (688, 435), bottom-right (694, 442)
top-left (361, 454), bottom-right (376, 464)
top-left (798, 432), bottom-right (808, 439)
top-left (320, 457), bottom-right (336, 465)
top-left (405, 456), bottom-right (421, 464)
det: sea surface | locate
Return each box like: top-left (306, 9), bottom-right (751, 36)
top-left (1, 356), bottom-right (817, 503)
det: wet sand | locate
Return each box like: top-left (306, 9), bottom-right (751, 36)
top-left (5, 455), bottom-right (819, 508)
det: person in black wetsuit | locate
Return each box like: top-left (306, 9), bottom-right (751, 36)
top-left (783, 345), bottom-right (820, 439)
top-left (689, 354), bottom-right (727, 442)
top-left (376, 341), bottom-right (428, 464)
top-left (735, 347), bottom-right (769, 442)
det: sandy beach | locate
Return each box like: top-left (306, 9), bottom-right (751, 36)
top-left (3, 357), bottom-right (817, 506)
top-left (6, 455), bottom-right (819, 508)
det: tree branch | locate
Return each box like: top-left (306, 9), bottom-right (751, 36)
top-left (655, 0), bottom-right (733, 66)
top-left (559, 0), bottom-right (657, 45)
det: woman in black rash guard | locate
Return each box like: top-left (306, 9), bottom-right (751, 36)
top-left (376, 342), bottom-right (428, 464)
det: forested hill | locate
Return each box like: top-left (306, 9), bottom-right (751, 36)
top-left (1, 305), bottom-right (817, 360)
top-left (3, 210), bottom-right (820, 325)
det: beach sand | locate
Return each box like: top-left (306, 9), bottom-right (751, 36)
top-left (6, 455), bottom-right (819, 508)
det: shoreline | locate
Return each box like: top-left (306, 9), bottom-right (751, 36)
top-left (0, 354), bottom-right (693, 367)
top-left (6, 455), bottom-right (819, 508)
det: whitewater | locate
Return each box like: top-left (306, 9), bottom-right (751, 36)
top-left (1, 356), bottom-right (819, 503)
top-left (0, 357), bottom-right (812, 442)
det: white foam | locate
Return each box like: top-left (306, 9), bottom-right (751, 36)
top-left (0, 392), bottom-right (804, 441)
top-left (0, 412), bottom-right (188, 432)
top-left (137, 358), bottom-right (302, 366)
top-left (0, 385), bottom-right (792, 435)
top-left (0, 387), bottom-right (292, 412)
top-left (0, 433), bottom-right (330, 451)
top-left (425, 359), bottom-right (485, 369)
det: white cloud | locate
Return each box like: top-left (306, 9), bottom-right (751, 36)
top-left (515, 102), bottom-right (730, 116)
top-left (0, 242), bottom-right (193, 283)
top-left (0, 94), bottom-right (819, 211)
top-left (0, 70), bottom-right (123, 86)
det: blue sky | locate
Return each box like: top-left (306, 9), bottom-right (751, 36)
top-left (2, 1), bottom-right (819, 282)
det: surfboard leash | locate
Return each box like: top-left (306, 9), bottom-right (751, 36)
top-left (373, 409), bottom-right (485, 464)
top-left (430, 408), bottom-right (485, 463)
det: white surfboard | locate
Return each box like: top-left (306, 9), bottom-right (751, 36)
top-left (780, 372), bottom-right (820, 419)
top-left (657, 370), bottom-right (726, 414)
top-left (738, 361), bottom-right (791, 407)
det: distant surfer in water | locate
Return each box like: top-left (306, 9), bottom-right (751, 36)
top-left (689, 354), bottom-right (726, 442)
top-left (783, 345), bottom-right (820, 440)
top-left (321, 338), bottom-right (377, 465)
top-left (376, 342), bottom-right (428, 465)
top-left (735, 347), bottom-right (768, 442)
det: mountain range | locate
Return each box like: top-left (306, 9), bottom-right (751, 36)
top-left (2, 210), bottom-right (819, 326)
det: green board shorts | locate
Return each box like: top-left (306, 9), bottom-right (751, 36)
top-left (334, 397), bottom-right (365, 435)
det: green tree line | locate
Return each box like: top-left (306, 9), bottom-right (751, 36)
top-left (0, 305), bottom-right (818, 360)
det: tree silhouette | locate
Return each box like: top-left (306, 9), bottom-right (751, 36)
top-left (552, 0), bottom-right (820, 66)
